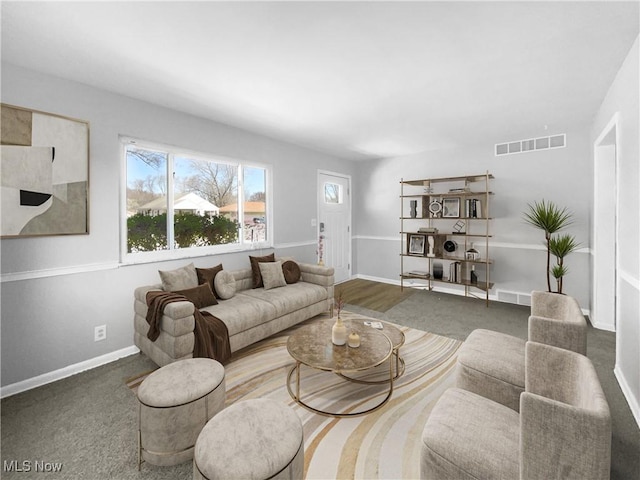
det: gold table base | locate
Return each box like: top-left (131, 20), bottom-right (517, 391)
top-left (286, 354), bottom-right (395, 418)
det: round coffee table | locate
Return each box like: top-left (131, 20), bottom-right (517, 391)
top-left (286, 318), bottom-right (394, 417)
top-left (338, 320), bottom-right (406, 384)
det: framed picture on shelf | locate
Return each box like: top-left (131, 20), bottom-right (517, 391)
top-left (408, 234), bottom-right (426, 256)
top-left (442, 197), bottom-right (460, 218)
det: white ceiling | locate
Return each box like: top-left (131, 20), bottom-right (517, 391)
top-left (2, 1), bottom-right (638, 160)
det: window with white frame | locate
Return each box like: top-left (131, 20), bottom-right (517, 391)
top-left (123, 139), bottom-right (269, 259)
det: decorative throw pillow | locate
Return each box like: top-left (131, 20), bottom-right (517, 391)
top-left (249, 253), bottom-right (275, 288)
top-left (159, 263), bottom-right (198, 291)
top-left (196, 264), bottom-right (224, 298)
top-left (282, 260), bottom-right (301, 284)
top-left (259, 261), bottom-right (287, 290)
top-left (214, 270), bottom-right (237, 300)
top-left (174, 284), bottom-right (218, 309)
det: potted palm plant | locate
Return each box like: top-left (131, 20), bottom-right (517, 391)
top-left (549, 233), bottom-right (580, 294)
top-left (523, 200), bottom-right (579, 294)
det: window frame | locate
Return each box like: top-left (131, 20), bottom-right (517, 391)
top-left (120, 137), bottom-right (273, 264)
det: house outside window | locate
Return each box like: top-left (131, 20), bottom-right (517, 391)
top-left (122, 138), bottom-right (270, 261)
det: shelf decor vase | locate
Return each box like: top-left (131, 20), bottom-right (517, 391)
top-left (332, 317), bottom-right (347, 346)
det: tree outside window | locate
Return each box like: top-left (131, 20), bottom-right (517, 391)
top-left (125, 142), bottom-right (268, 255)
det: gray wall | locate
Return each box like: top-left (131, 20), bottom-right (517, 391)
top-left (0, 63), bottom-right (356, 388)
top-left (353, 130), bottom-right (593, 308)
top-left (591, 36), bottom-right (639, 425)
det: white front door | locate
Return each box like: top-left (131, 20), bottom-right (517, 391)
top-left (318, 171), bottom-right (351, 284)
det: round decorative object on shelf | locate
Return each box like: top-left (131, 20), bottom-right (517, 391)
top-left (429, 200), bottom-right (442, 216)
top-left (444, 240), bottom-right (457, 253)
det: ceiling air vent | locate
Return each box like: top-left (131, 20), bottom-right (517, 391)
top-left (495, 133), bottom-right (566, 156)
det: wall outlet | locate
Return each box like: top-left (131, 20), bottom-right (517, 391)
top-left (94, 325), bottom-right (107, 342)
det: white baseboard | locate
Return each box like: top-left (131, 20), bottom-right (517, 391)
top-left (353, 273), bottom-right (501, 301)
top-left (590, 319), bottom-right (616, 332)
top-left (0, 346), bottom-right (140, 399)
top-left (614, 364), bottom-right (640, 429)
top-left (354, 273), bottom-right (400, 286)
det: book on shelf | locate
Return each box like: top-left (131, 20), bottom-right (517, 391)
top-left (449, 261), bottom-right (462, 283)
top-left (465, 199), bottom-right (482, 218)
top-left (407, 270), bottom-right (430, 278)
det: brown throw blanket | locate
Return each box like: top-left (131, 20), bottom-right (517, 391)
top-left (145, 291), bottom-right (231, 364)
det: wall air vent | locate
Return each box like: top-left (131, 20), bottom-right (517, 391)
top-left (495, 133), bottom-right (565, 156)
top-left (496, 290), bottom-right (532, 306)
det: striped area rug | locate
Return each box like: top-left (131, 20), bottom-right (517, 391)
top-left (224, 311), bottom-right (461, 480)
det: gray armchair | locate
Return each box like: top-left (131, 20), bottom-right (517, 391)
top-left (455, 291), bottom-right (587, 411)
top-left (421, 342), bottom-right (611, 480)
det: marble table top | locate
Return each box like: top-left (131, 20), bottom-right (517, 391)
top-left (287, 318), bottom-right (393, 373)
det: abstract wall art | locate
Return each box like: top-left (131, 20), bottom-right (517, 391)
top-left (1, 104), bottom-right (89, 238)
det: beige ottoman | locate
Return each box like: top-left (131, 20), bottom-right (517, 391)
top-left (137, 358), bottom-right (225, 469)
top-left (193, 398), bottom-right (304, 480)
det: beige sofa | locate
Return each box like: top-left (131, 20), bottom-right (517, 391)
top-left (134, 261), bottom-right (334, 367)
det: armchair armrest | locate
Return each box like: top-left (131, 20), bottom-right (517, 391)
top-left (522, 342), bottom-right (611, 479)
top-left (529, 291), bottom-right (587, 354)
top-left (528, 314), bottom-right (587, 355)
top-left (520, 391), bottom-right (611, 480)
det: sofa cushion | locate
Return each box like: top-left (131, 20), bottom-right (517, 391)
top-left (282, 260), bottom-right (301, 284)
top-left (421, 388), bottom-right (520, 480)
top-left (174, 283), bottom-right (218, 309)
top-left (259, 261), bottom-right (287, 290)
top-left (196, 264), bottom-right (224, 298)
top-left (240, 282), bottom-right (328, 318)
top-left (249, 253), bottom-right (275, 288)
top-left (456, 329), bottom-right (526, 411)
top-left (159, 263), bottom-right (198, 291)
top-left (202, 295), bottom-right (277, 336)
top-left (214, 270), bottom-right (237, 300)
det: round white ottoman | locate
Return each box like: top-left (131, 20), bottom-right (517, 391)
top-left (193, 398), bottom-right (304, 480)
top-left (137, 358), bottom-right (225, 469)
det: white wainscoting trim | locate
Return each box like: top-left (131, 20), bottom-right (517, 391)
top-left (274, 240), bottom-right (316, 250)
top-left (614, 365), bottom-right (640, 429)
top-left (1, 262), bottom-right (119, 283)
top-left (0, 346), bottom-right (140, 399)
top-left (354, 235), bottom-right (591, 254)
top-left (1, 242), bottom-right (317, 284)
top-left (354, 235), bottom-right (397, 242)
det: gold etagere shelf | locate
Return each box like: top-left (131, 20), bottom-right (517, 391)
top-left (399, 171), bottom-right (494, 306)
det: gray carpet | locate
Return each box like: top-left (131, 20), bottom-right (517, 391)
top-left (1, 288), bottom-right (638, 479)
